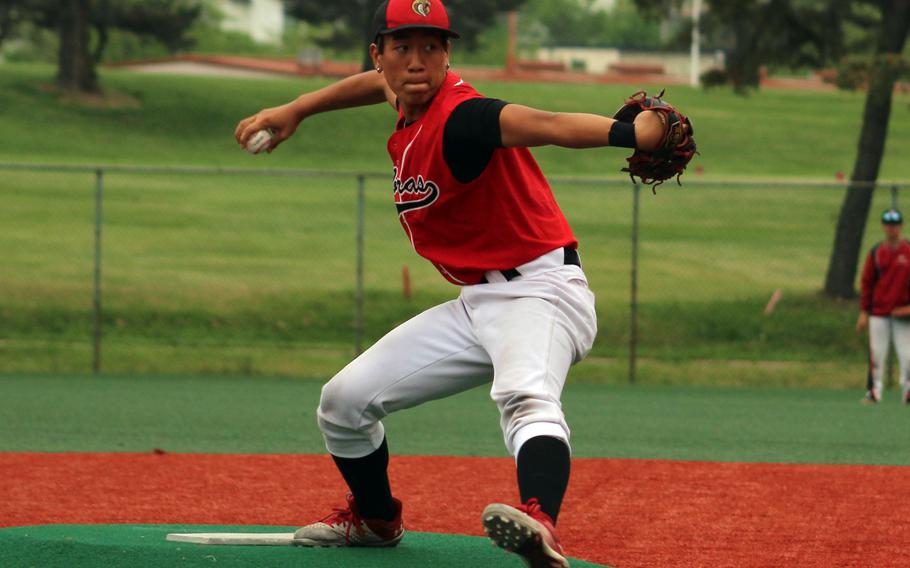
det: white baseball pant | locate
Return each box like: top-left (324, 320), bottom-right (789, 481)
top-left (316, 247), bottom-right (598, 459)
top-left (868, 316), bottom-right (910, 400)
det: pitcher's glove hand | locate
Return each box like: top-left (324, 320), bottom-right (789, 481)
top-left (614, 89), bottom-right (697, 190)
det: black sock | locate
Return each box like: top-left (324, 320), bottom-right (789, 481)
top-left (516, 436), bottom-right (571, 524)
top-left (331, 437), bottom-right (397, 521)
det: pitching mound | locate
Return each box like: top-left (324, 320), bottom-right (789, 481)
top-left (0, 524), bottom-right (611, 567)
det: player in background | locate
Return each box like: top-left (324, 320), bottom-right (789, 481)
top-left (236, 0), bottom-right (685, 565)
top-left (857, 208), bottom-right (910, 405)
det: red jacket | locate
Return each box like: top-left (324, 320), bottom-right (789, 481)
top-left (859, 239), bottom-right (910, 316)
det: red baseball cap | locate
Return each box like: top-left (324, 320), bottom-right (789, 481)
top-left (372, 0), bottom-right (460, 41)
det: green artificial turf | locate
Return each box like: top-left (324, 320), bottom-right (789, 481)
top-left (0, 525), bottom-right (610, 568)
top-left (0, 374), bottom-right (907, 465)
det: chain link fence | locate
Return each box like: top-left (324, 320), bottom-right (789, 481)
top-left (1, 162), bottom-right (906, 386)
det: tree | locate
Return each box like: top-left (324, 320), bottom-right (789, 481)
top-left (523, 0), bottom-right (660, 50)
top-left (824, 0), bottom-right (910, 298)
top-left (636, 0), bottom-right (859, 94)
top-left (0, 1), bottom-right (94, 89)
top-left (4, 0), bottom-right (201, 93)
top-left (284, 0), bottom-right (528, 70)
top-left (633, 1), bottom-right (909, 298)
top-left (58, 0), bottom-right (96, 91)
top-left (90, 0), bottom-right (201, 64)
top-left (0, 1), bottom-right (26, 46)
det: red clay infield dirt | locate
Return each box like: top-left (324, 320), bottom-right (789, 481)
top-left (2, 452), bottom-right (908, 567)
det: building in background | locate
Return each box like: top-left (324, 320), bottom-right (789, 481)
top-left (530, 0), bottom-right (719, 80)
top-left (218, 0), bottom-right (285, 44)
top-left (537, 46), bottom-right (724, 77)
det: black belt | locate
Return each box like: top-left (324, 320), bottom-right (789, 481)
top-left (479, 247), bottom-right (581, 284)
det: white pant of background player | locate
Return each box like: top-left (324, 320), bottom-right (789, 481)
top-left (317, 247), bottom-right (598, 459)
top-left (868, 316), bottom-right (910, 400)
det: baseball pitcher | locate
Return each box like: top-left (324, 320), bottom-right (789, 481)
top-left (235, 0), bottom-right (696, 565)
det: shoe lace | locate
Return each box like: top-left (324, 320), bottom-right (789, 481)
top-left (321, 501), bottom-right (366, 543)
top-left (517, 497), bottom-right (543, 516)
top-left (518, 498), bottom-right (559, 528)
top-left (517, 497), bottom-right (555, 525)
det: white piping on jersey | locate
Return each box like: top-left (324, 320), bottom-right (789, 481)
top-left (400, 210), bottom-right (416, 251)
top-left (454, 79), bottom-right (464, 86)
top-left (436, 262), bottom-right (468, 285)
top-left (393, 124), bottom-right (469, 286)
top-left (396, 125), bottom-right (423, 252)
top-left (398, 125), bottom-right (423, 183)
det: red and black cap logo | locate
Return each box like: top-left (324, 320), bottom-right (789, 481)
top-left (372, 0), bottom-right (460, 42)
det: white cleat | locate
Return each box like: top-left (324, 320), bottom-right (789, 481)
top-left (482, 499), bottom-right (570, 568)
top-left (292, 495), bottom-right (404, 548)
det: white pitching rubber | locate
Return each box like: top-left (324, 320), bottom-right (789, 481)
top-left (166, 532), bottom-right (295, 546)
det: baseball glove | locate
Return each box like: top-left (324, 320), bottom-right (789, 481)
top-left (614, 89), bottom-right (697, 191)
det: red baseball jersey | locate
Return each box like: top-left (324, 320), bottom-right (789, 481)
top-left (387, 72), bottom-right (576, 285)
top-left (860, 239), bottom-right (910, 315)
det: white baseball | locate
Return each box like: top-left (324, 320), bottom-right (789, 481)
top-left (245, 129), bottom-right (273, 154)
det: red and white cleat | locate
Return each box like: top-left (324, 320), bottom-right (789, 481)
top-left (293, 495), bottom-right (404, 547)
top-left (482, 498), bottom-right (570, 568)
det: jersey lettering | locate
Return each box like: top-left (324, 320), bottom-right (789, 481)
top-left (393, 167), bottom-right (440, 214)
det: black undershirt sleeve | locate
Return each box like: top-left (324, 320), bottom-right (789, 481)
top-left (443, 98), bottom-right (508, 184)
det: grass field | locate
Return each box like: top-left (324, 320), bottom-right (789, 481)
top-left (3, 64), bottom-right (910, 178)
top-left (2, 63), bottom-right (910, 387)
